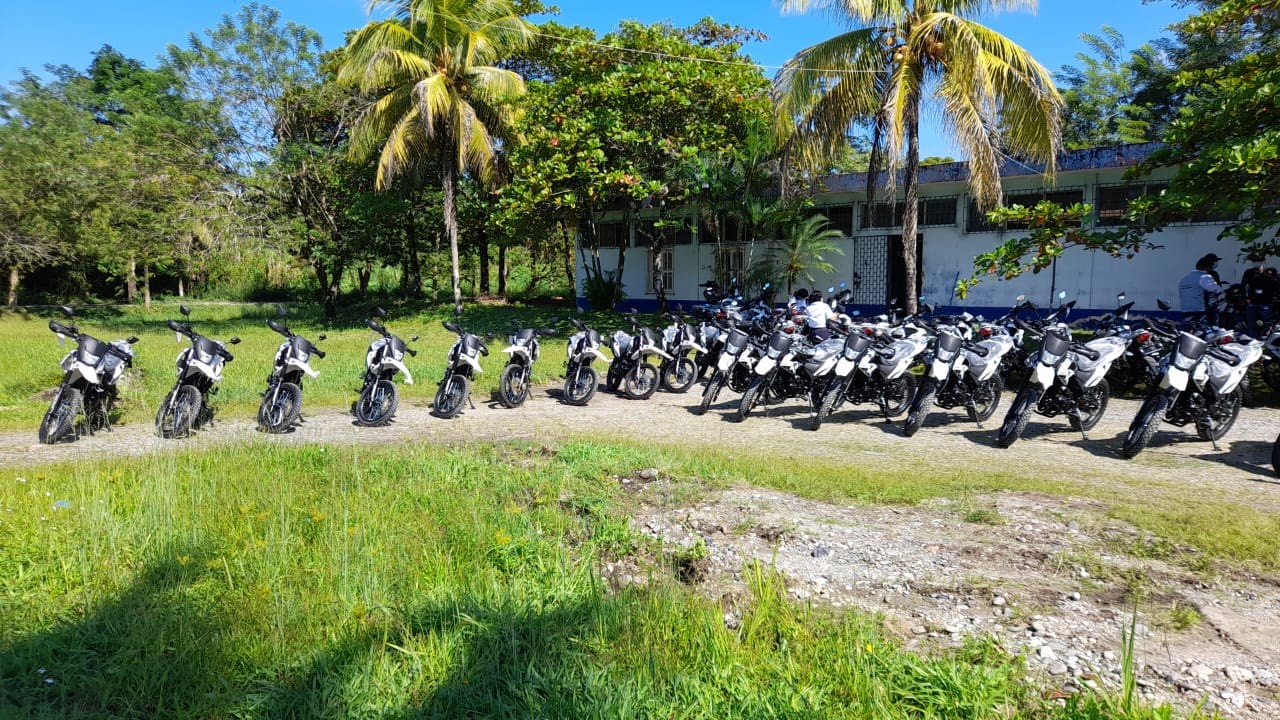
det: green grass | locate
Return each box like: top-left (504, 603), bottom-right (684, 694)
top-left (0, 441), bottom-right (1201, 720)
top-left (0, 300), bottom-right (633, 433)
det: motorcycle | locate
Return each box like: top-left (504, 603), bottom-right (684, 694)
top-left (811, 316), bottom-right (929, 430)
top-left (434, 320), bottom-right (489, 418)
top-left (606, 315), bottom-right (673, 400)
top-left (1121, 321), bottom-right (1262, 458)
top-left (353, 308), bottom-right (417, 427)
top-left (695, 309), bottom-right (768, 414)
top-left (995, 313), bottom-right (1126, 448)
top-left (902, 312), bottom-right (1012, 437)
top-left (39, 305), bottom-right (139, 444)
top-left (562, 317), bottom-right (611, 406)
top-left (497, 320), bottom-right (556, 408)
top-left (735, 317), bottom-right (839, 422)
top-left (656, 312), bottom-right (704, 393)
top-left (156, 304), bottom-right (240, 439)
top-left (257, 305), bottom-right (326, 434)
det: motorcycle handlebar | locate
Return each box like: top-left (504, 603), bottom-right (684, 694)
top-left (407, 347), bottom-right (418, 357)
top-left (48, 320), bottom-right (77, 337)
top-left (313, 348), bottom-right (326, 359)
top-left (1072, 344), bottom-right (1101, 361)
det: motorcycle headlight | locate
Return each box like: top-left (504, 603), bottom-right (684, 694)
top-left (1171, 351), bottom-right (1197, 371)
top-left (1039, 349), bottom-right (1064, 367)
top-left (767, 346), bottom-right (783, 359)
top-left (935, 347), bottom-right (957, 363)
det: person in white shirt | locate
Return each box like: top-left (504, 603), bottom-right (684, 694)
top-left (805, 289), bottom-right (834, 341)
top-left (1178, 253), bottom-right (1223, 322)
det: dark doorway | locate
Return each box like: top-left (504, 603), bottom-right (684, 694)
top-left (888, 233), bottom-right (924, 307)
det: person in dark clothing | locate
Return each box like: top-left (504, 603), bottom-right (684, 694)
top-left (1241, 252), bottom-right (1277, 334)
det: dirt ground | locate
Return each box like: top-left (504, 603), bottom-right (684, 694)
top-left (3, 384), bottom-right (1279, 717)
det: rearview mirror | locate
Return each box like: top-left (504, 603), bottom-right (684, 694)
top-left (1058, 290), bottom-right (1067, 300)
top-left (126, 335), bottom-right (139, 344)
top-left (762, 282), bottom-right (771, 290)
top-left (1117, 292), bottom-right (1126, 302)
top-left (1015, 294), bottom-right (1026, 303)
top-left (318, 334), bottom-right (327, 341)
top-left (59, 305), bottom-right (75, 318)
top-left (1157, 299), bottom-right (1170, 311)
top-left (375, 307), bottom-right (388, 318)
top-left (229, 337), bottom-right (241, 345)
top-left (410, 335), bottom-right (419, 342)
top-left (276, 303), bottom-right (288, 317)
top-left (180, 305), bottom-right (191, 317)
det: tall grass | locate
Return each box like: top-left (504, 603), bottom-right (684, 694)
top-left (0, 441), bottom-right (1195, 719)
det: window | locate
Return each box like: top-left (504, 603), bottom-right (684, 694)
top-left (808, 206), bottom-right (854, 235)
top-left (919, 197), bottom-right (957, 227)
top-left (593, 221), bottom-right (627, 248)
top-left (648, 247), bottom-right (674, 294)
top-left (714, 245), bottom-right (745, 289)
top-left (1095, 185), bottom-right (1144, 226)
top-left (700, 216), bottom-right (741, 244)
top-left (862, 202), bottom-right (905, 229)
top-left (967, 189), bottom-right (1085, 232)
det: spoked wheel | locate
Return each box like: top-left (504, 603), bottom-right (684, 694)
top-left (696, 370), bottom-right (724, 415)
top-left (1121, 393), bottom-right (1171, 459)
top-left (966, 375), bottom-right (1004, 423)
top-left (902, 378), bottom-right (938, 437)
top-left (498, 364), bottom-right (531, 408)
top-left (735, 375), bottom-right (770, 422)
top-left (623, 364), bottom-right (659, 400)
top-left (996, 386), bottom-right (1042, 448)
top-left (811, 378), bottom-right (848, 430)
top-left (39, 388), bottom-right (83, 444)
top-left (879, 374), bottom-right (917, 419)
top-left (563, 365), bottom-right (597, 406)
top-left (258, 382), bottom-right (302, 434)
top-left (661, 357), bottom-right (698, 393)
top-left (1260, 358), bottom-right (1280, 393)
top-left (1197, 388), bottom-right (1242, 441)
top-left (156, 385), bottom-right (201, 439)
top-left (434, 374), bottom-right (471, 418)
top-left (1069, 379), bottom-right (1110, 432)
top-left (355, 379), bottom-right (399, 426)
top-left (727, 365), bottom-right (752, 393)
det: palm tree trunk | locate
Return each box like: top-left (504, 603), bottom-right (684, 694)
top-left (7, 265), bottom-right (19, 310)
top-left (442, 148), bottom-right (463, 316)
top-left (901, 87), bottom-right (922, 316)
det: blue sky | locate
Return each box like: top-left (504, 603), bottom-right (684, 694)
top-left (0, 0), bottom-right (1191, 157)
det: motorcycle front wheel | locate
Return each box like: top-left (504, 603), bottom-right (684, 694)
top-left (434, 374), bottom-right (470, 419)
top-left (498, 364), bottom-right (531, 408)
top-left (902, 377), bottom-right (939, 437)
top-left (258, 382), bottom-right (302, 434)
top-left (661, 357), bottom-right (698, 393)
top-left (39, 387), bottom-right (83, 444)
top-left (996, 386), bottom-right (1042, 448)
top-left (735, 374), bottom-right (770, 422)
top-left (355, 379), bottom-right (399, 426)
top-left (696, 370), bottom-right (724, 414)
top-left (1121, 393), bottom-right (1171, 459)
top-left (623, 364), bottom-right (659, 400)
top-left (562, 365), bottom-right (597, 406)
top-left (811, 377), bottom-right (848, 431)
top-left (156, 385), bottom-right (201, 439)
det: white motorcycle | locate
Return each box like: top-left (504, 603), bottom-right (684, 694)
top-left (996, 316), bottom-right (1127, 447)
top-left (156, 304), bottom-right (240, 439)
top-left (1121, 320), bottom-right (1262, 458)
top-left (812, 317), bottom-right (930, 430)
top-left (497, 320), bottom-right (556, 408)
top-left (562, 317), bottom-right (611, 406)
top-left (353, 308), bottom-right (417, 427)
top-left (257, 305), bottom-right (326, 434)
top-left (40, 305), bottom-right (138, 444)
top-left (902, 313), bottom-right (1013, 437)
top-left (433, 320), bottom-right (489, 419)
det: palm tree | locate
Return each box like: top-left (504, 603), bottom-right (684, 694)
top-left (340, 0), bottom-right (532, 315)
top-left (758, 214), bottom-right (846, 293)
top-left (774, 0), bottom-right (1063, 313)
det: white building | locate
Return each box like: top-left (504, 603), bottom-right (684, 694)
top-left (575, 142), bottom-right (1249, 317)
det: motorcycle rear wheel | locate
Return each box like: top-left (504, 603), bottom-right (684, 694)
top-left (355, 379), bottom-right (399, 426)
top-left (434, 374), bottom-right (470, 418)
top-left (1069, 379), bottom-right (1110, 432)
top-left (156, 385), bottom-right (201, 439)
top-left (966, 375), bottom-right (1004, 423)
top-left (880, 374), bottom-right (917, 419)
top-left (1121, 393), bottom-right (1170, 459)
top-left (1197, 388), bottom-right (1242, 441)
top-left (498, 364), bottom-right (530, 408)
top-left (661, 357), bottom-right (698, 393)
top-left (623, 364), bottom-right (659, 400)
top-left (258, 382), bottom-right (302, 434)
top-left (563, 366), bottom-right (597, 406)
top-left (39, 388), bottom-right (83, 444)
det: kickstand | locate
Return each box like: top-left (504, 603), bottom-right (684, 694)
top-left (468, 395), bottom-right (477, 410)
top-left (967, 401), bottom-right (984, 428)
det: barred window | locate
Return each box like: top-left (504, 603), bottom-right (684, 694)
top-left (966, 200), bottom-right (1001, 233)
top-left (635, 218), bottom-right (693, 246)
top-left (1095, 185), bottom-right (1144, 226)
top-left (919, 197), bottom-right (957, 227)
top-left (1005, 190), bottom-right (1085, 229)
top-left (808, 206), bottom-right (854, 235)
top-left (594, 221), bottom-right (627, 248)
top-left (862, 202), bottom-right (905, 229)
top-left (700, 216), bottom-right (742, 244)
top-left (714, 245), bottom-right (745, 289)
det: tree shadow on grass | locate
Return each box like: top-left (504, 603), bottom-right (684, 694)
top-left (0, 541), bottom-right (236, 719)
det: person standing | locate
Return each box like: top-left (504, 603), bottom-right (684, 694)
top-left (1241, 252), bottom-right (1276, 334)
top-left (788, 288), bottom-right (809, 316)
top-left (1178, 253), bottom-right (1223, 323)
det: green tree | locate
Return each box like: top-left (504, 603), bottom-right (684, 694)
top-left (757, 214), bottom-right (845, 293)
top-left (1056, 26), bottom-right (1152, 148)
top-left (340, 0), bottom-right (533, 316)
top-left (774, 0), bottom-right (1063, 314)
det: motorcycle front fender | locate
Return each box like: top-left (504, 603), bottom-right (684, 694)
top-left (755, 356), bottom-right (777, 375)
top-left (928, 359), bottom-right (950, 381)
top-left (642, 346), bottom-right (674, 361)
top-left (717, 352), bottom-right (736, 373)
top-left (1161, 367), bottom-right (1188, 392)
top-left (680, 342), bottom-right (709, 355)
top-left (459, 354), bottom-right (483, 374)
top-left (1032, 363), bottom-right (1056, 389)
top-left (285, 357), bottom-right (320, 379)
top-left (834, 357), bottom-right (857, 377)
top-left (383, 358), bottom-right (413, 385)
top-left (587, 348), bottom-right (611, 364)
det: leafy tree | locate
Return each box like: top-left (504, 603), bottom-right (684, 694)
top-left (756, 214), bottom-right (845, 293)
top-left (340, 0), bottom-right (533, 316)
top-left (1056, 26), bottom-right (1152, 148)
top-left (499, 19), bottom-right (772, 308)
top-left (166, 2), bottom-right (324, 172)
top-left (774, 0), bottom-right (1064, 314)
